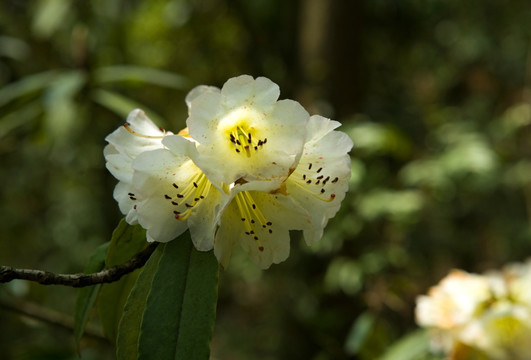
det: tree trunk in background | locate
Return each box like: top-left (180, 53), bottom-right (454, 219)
top-left (298, 0), bottom-right (363, 119)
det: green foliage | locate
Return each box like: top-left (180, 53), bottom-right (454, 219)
top-left (118, 232), bottom-right (219, 360)
top-left (97, 220), bottom-right (147, 342)
top-left (2, 0), bottom-right (531, 359)
top-left (73, 241), bottom-right (109, 349)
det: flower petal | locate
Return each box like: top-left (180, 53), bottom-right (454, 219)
top-left (221, 75), bottom-right (280, 113)
top-left (105, 109), bottom-right (170, 158)
top-left (186, 76), bottom-right (309, 191)
top-left (214, 190), bottom-right (309, 269)
top-left (185, 85), bottom-right (220, 110)
top-left (132, 147), bottom-right (221, 246)
top-left (286, 115), bottom-right (353, 245)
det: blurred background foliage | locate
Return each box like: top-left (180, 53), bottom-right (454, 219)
top-left (1, 0), bottom-right (530, 359)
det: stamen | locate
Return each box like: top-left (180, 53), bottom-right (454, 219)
top-left (229, 126), bottom-right (267, 158)
top-left (124, 123), bottom-right (165, 139)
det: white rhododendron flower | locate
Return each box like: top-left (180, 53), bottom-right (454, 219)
top-left (104, 109), bottom-right (172, 224)
top-left (186, 75), bottom-right (310, 192)
top-left (213, 115), bottom-right (353, 269)
top-left (104, 75), bottom-right (352, 269)
top-left (416, 260), bottom-right (531, 360)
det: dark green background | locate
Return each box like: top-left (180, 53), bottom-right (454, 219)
top-left (1, 0), bottom-right (530, 359)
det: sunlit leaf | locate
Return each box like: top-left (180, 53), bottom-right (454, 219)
top-left (345, 311), bottom-right (376, 355)
top-left (376, 330), bottom-right (432, 360)
top-left (94, 65), bottom-right (188, 90)
top-left (31, 0), bottom-right (72, 38)
top-left (91, 88), bottom-right (164, 124)
top-left (0, 71), bottom-right (60, 107)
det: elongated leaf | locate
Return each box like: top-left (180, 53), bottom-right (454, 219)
top-left (91, 88), bottom-right (164, 124)
top-left (175, 246), bottom-right (219, 358)
top-left (93, 65), bottom-right (188, 89)
top-left (116, 245), bottom-right (164, 360)
top-left (73, 242), bottom-right (109, 349)
top-left (98, 219), bottom-right (148, 342)
top-left (0, 102), bottom-right (42, 139)
top-left (130, 232), bottom-right (219, 360)
top-left (377, 329), bottom-right (432, 360)
top-left (0, 70), bottom-right (60, 107)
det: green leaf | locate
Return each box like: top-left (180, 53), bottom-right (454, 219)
top-left (97, 219), bottom-right (148, 342)
top-left (120, 232), bottom-right (219, 360)
top-left (73, 242), bottom-right (109, 349)
top-left (91, 88), bottom-right (164, 124)
top-left (0, 70), bottom-right (60, 107)
top-left (116, 244), bottom-right (164, 360)
top-left (376, 329), bottom-right (432, 360)
top-left (93, 65), bottom-right (188, 90)
top-left (344, 311), bottom-right (376, 355)
top-left (0, 102), bottom-right (42, 139)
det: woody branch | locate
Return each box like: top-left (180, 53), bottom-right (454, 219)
top-left (0, 242), bottom-right (158, 288)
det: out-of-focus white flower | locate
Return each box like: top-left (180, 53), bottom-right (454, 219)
top-left (104, 75), bottom-right (353, 269)
top-left (416, 260), bottom-right (531, 360)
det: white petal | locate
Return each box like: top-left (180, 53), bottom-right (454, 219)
top-left (221, 75), bottom-right (280, 113)
top-left (113, 181), bottom-right (138, 224)
top-left (187, 77), bottom-right (309, 191)
top-left (105, 109), bottom-right (169, 159)
top-left (105, 147), bottom-right (134, 183)
top-left (214, 190), bottom-right (310, 269)
top-left (286, 115), bottom-right (353, 245)
top-left (132, 148), bottom-right (221, 246)
top-left (185, 85), bottom-right (220, 110)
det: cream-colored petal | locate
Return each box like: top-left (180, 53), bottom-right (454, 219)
top-left (185, 85), bottom-right (219, 110)
top-left (113, 181), bottom-right (138, 224)
top-left (105, 109), bottom-right (170, 158)
top-left (132, 148), bottom-right (214, 244)
top-left (220, 75), bottom-right (280, 113)
top-left (214, 190), bottom-right (309, 269)
top-left (285, 115), bottom-right (353, 245)
top-left (187, 77), bottom-right (309, 190)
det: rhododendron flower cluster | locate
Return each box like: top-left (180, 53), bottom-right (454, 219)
top-left (416, 260), bottom-right (531, 359)
top-left (105, 75), bottom-right (353, 269)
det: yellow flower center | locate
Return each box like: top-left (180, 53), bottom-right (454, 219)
top-left (164, 172), bottom-right (212, 221)
top-left (234, 191), bottom-right (274, 252)
top-left (219, 108), bottom-right (267, 158)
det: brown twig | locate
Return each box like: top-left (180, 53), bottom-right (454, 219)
top-left (0, 297), bottom-right (106, 340)
top-left (0, 242), bottom-right (159, 287)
